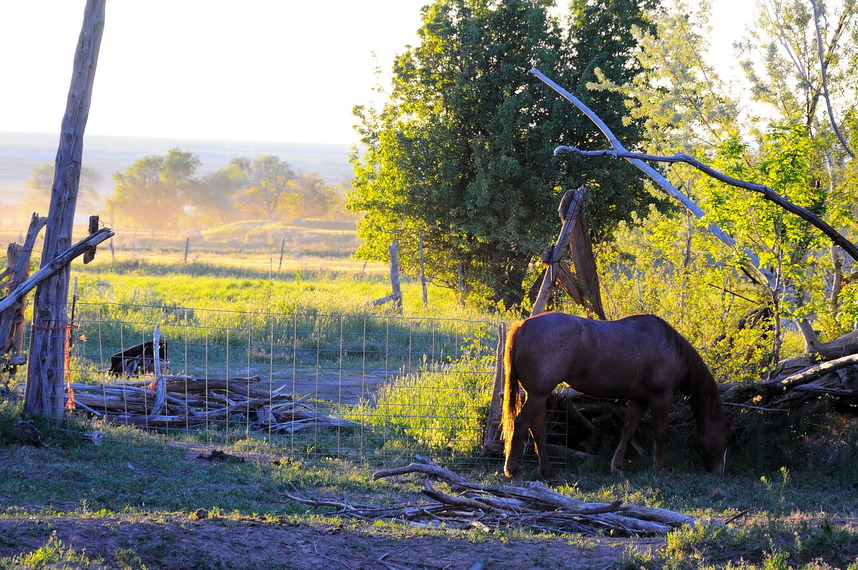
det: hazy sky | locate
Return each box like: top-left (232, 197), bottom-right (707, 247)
top-left (0, 0), bottom-right (755, 146)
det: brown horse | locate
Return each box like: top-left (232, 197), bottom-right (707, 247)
top-left (501, 312), bottom-right (728, 479)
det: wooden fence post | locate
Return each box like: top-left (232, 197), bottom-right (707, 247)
top-left (419, 238), bottom-right (428, 308)
top-left (482, 323), bottom-right (507, 452)
top-left (25, 0), bottom-right (106, 419)
top-left (389, 239), bottom-right (402, 314)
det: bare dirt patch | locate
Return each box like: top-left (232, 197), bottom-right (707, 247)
top-left (0, 514), bottom-right (661, 569)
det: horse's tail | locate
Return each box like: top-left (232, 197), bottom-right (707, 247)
top-left (501, 319), bottom-right (526, 456)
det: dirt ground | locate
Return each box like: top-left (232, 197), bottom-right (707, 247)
top-left (0, 513), bottom-right (663, 569)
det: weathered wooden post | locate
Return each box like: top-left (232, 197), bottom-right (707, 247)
top-left (278, 235), bottom-right (286, 272)
top-left (389, 238), bottom-right (402, 314)
top-left (25, 0), bottom-right (106, 419)
top-left (418, 238), bottom-right (428, 308)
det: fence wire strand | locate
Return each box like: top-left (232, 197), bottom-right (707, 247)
top-left (53, 301), bottom-right (509, 468)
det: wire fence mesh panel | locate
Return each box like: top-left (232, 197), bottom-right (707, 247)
top-left (66, 302), bottom-right (503, 468)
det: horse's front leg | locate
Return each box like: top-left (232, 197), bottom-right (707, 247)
top-left (611, 400), bottom-right (646, 476)
top-left (649, 392), bottom-right (673, 472)
top-left (503, 394), bottom-right (550, 480)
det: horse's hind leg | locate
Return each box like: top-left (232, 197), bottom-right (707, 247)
top-left (528, 400), bottom-right (558, 480)
top-left (611, 400), bottom-right (646, 476)
top-left (504, 394), bottom-right (550, 480)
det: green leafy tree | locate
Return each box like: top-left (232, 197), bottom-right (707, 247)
top-left (592, 0), bottom-right (858, 374)
top-left (731, 0), bottom-right (858, 339)
top-left (109, 148), bottom-right (200, 229)
top-left (188, 158), bottom-right (249, 225)
top-left (350, 0), bottom-right (659, 310)
top-left (292, 173), bottom-right (344, 219)
top-left (230, 156), bottom-right (298, 220)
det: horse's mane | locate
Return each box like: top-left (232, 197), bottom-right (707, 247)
top-left (650, 316), bottom-right (723, 419)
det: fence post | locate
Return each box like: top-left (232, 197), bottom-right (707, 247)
top-left (389, 239), bottom-right (402, 314)
top-left (26, 0), bottom-right (106, 419)
top-left (482, 322), bottom-right (507, 452)
top-left (419, 238), bottom-right (428, 308)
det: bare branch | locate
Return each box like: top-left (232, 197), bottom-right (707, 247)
top-left (550, 145), bottom-right (858, 262)
top-left (811, 0), bottom-right (856, 158)
top-left (528, 68), bottom-right (774, 285)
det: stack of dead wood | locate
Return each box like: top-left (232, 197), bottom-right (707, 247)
top-left (67, 375), bottom-right (353, 434)
top-left (286, 457), bottom-right (713, 536)
top-left (716, 329), bottom-right (858, 438)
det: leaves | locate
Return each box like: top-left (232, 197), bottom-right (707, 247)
top-left (349, 0), bottom-right (658, 310)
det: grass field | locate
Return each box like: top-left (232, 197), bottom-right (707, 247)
top-left (2, 226), bottom-right (858, 568)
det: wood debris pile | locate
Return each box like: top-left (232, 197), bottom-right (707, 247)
top-left (722, 330), bottom-right (858, 418)
top-left (68, 375), bottom-right (353, 434)
top-left (285, 458), bottom-right (711, 537)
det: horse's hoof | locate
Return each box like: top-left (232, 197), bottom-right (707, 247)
top-left (504, 468), bottom-right (522, 480)
top-left (610, 467), bottom-right (624, 477)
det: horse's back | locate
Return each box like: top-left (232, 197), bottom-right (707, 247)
top-left (512, 312), bottom-right (688, 400)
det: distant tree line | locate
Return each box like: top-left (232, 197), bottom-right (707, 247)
top-left (26, 150), bottom-right (350, 231)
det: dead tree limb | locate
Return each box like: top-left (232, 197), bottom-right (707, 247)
top-left (760, 353), bottom-right (858, 392)
top-left (548, 145), bottom-right (858, 263)
top-left (367, 459), bottom-right (708, 536)
top-left (0, 227), bottom-right (114, 316)
top-left (528, 69), bottom-right (766, 273)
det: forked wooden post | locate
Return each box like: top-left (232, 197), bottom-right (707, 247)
top-left (531, 188), bottom-right (583, 315)
top-left (25, 0), bottom-right (106, 418)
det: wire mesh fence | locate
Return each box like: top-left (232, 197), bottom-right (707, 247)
top-left (59, 301), bottom-right (506, 468)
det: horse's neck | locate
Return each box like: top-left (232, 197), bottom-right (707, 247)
top-left (686, 379), bottom-right (724, 426)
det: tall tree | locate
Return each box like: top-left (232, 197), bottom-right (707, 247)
top-left (109, 148), bottom-right (200, 229)
top-left (557, 0), bottom-right (663, 231)
top-left (188, 158), bottom-right (249, 225)
top-left (734, 0), bottom-right (858, 337)
top-left (231, 156), bottom-right (298, 220)
top-left (349, 0), bottom-right (658, 310)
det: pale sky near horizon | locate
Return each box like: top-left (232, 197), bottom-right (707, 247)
top-left (0, 0), bottom-right (755, 146)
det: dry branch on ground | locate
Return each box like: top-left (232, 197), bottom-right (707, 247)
top-left (67, 375), bottom-right (352, 433)
top-left (286, 457), bottom-right (712, 537)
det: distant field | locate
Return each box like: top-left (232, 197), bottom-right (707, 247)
top-left (0, 131), bottom-right (354, 229)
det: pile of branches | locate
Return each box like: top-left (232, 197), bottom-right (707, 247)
top-left (68, 375), bottom-right (352, 434)
top-left (286, 457), bottom-right (712, 537)
top-left (722, 329), bottom-right (858, 419)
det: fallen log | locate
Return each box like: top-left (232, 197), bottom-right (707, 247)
top-left (761, 353), bottom-right (858, 393)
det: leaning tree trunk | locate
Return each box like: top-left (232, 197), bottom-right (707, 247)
top-left (25, 0), bottom-right (105, 418)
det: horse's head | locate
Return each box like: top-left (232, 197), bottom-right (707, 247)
top-left (698, 417), bottom-right (729, 476)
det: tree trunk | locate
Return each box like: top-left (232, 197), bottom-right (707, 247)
top-left (25, 0), bottom-right (106, 419)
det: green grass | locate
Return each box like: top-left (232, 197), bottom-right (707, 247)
top-left (4, 237), bottom-right (858, 568)
top-left (1, 394), bottom-right (857, 568)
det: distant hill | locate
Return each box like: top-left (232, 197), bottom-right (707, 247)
top-left (0, 132), bottom-right (354, 202)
